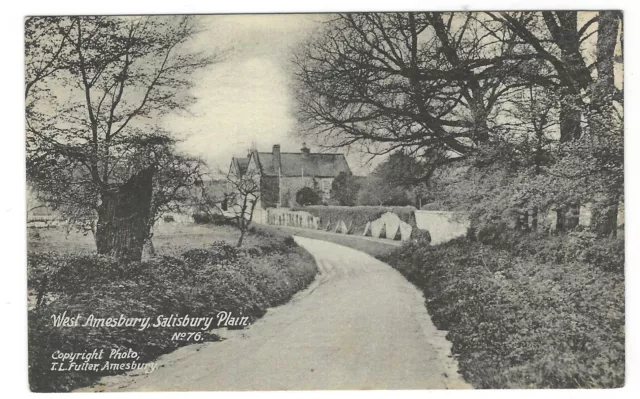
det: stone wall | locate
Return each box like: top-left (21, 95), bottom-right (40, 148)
top-left (265, 208), bottom-right (417, 242)
top-left (414, 211), bottom-right (470, 245)
top-left (544, 201), bottom-right (624, 232)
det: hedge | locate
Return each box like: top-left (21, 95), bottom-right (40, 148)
top-left (291, 205), bottom-right (417, 235)
top-left (28, 236), bottom-right (317, 392)
top-left (380, 237), bottom-right (625, 388)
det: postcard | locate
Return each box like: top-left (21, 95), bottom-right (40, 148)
top-left (26, 11), bottom-right (624, 392)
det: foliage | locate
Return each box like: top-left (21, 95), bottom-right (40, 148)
top-left (380, 238), bottom-right (624, 388)
top-left (28, 232), bottom-right (317, 392)
top-left (356, 176), bottom-right (414, 206)
top-left (353, 152), bottom-right (430, 207)
top-left (295, 187), bottom-right (321, 206)
top-left (26, 16), bottom-right (219, 259)
top-left (492, 230), bottom-right (625, 274)
top-left (374, 152), bottom-right (433, 188)
top-left (330, 172), bottom-right (360, 206)
top-left (294, 11), bottom-right (624, 237)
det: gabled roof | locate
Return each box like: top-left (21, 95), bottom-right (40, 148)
top-left (256, 152), bottom-right (351, 178)
top-left (231, 157), bottom-right (250, 176)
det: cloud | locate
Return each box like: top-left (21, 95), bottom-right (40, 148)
top-left (163, 14), bottom-right (375, 177)
top-left (163, 14), bottom-right (325, 173)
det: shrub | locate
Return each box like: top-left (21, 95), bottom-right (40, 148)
top-left (380, 239), bottom-right (625, 388)
top-left (296, 187), bottom-right (321, 206)
top-left (330, 172), bottom-right (360, 206)
top-left (192, 212), bottom-right (211, 224)
top-left (485, 230), bottom-right (625, 274)
top-left (192, 212), bottom-right (235, 226)
top-left (420, 202), bottom-right (448, 211)
top-left (28, 232), bottom-right (317, 392)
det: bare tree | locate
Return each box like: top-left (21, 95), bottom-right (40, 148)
top-left (296, 11), bottom-right (623, 237)
top-left (197, 168), bottom-right (261, 248)
top-left (26, 16), bottom-right (221, 260)
top-left (294, 13), bottom-right (529, 178)
top-left (486, 11), bottom-right (623, 235)
top-left (25, 17), bottom-right (74, 101)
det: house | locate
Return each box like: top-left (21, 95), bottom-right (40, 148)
top-left (229, 143), bottom-right (352, 214)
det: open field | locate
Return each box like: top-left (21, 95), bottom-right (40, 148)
top-left (27, 223), bottom-right (290, 256)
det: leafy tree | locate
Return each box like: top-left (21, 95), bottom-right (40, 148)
top-left (357, 176), bottom-right (412, 206)
top-left (26, 16), bottom-right (219, 260)
top-left (295, 11), bottom-right (623, 238)
top-left (373, 151), bottom-right (434, 187)
top-left (296, 187), bottom-right (321, 206)
top-left (356, 152), bottom-right (429, 207)
top-left (330, 172), bottom-right (360, 206)
top-left (485, 11), bottom-right (623, 235)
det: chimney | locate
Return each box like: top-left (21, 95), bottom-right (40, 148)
top-left (301, 142), bottom-right (310, 157)
top-left (272, 144), bottom-right (281, 173)
top-left (247, 141), bottom-right (257, 158)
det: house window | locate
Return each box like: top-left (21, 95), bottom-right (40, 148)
top-left (322, 179), bottom-right (331, 191)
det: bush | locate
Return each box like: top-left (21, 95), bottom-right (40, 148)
top-left (192, 212), bottom-right (211, 224)
top-left (380, 239), bottom-right (624, 388)
top-left (192, 212), bottom-right (235, 226)
top-left (28, 234), bottom-right (317, 392)
top-left (420, 202), bottom-right (448, 211)
top-left (296, 187), bottom-right (321, 206)
top-left (482, 230), bottom-right (625, 274)
top-left (330, 172), bottom-right (360, 206)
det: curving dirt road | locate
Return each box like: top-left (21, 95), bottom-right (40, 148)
top-left (85, 236), bottom-right (470, 391)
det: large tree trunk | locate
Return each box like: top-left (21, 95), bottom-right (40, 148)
top-left (559, 100), bottom-right (582, 142)
top-left (95, 168), bottom-right (154, 262)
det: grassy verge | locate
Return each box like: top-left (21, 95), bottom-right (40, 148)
top-left (379, 237), bottom-right (624, 388)
top-left (27, 224), bottom-right (317, 392)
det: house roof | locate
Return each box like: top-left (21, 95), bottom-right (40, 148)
top-left (256, 152), bottom-right (351, 178)
top-left (236, 158), bottom-right (249, 174)
top-left (231, 157), bottom-right (250, 175)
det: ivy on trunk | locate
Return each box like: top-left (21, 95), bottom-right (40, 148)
top-left (95, 168), bottom-right (154, 262)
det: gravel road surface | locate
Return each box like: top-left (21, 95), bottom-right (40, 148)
top-left (83, 236), bottom-right (470, 391)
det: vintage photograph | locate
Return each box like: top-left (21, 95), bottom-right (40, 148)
top-left (25, 11), bottom-right (624, 392)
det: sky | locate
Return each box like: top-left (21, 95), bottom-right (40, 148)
top-left (163, 12), bottom-right (623, 179)
top-left (31, 13), bottom-right (622, 179)
top-left (162, 14), bottom-right (377, 177)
